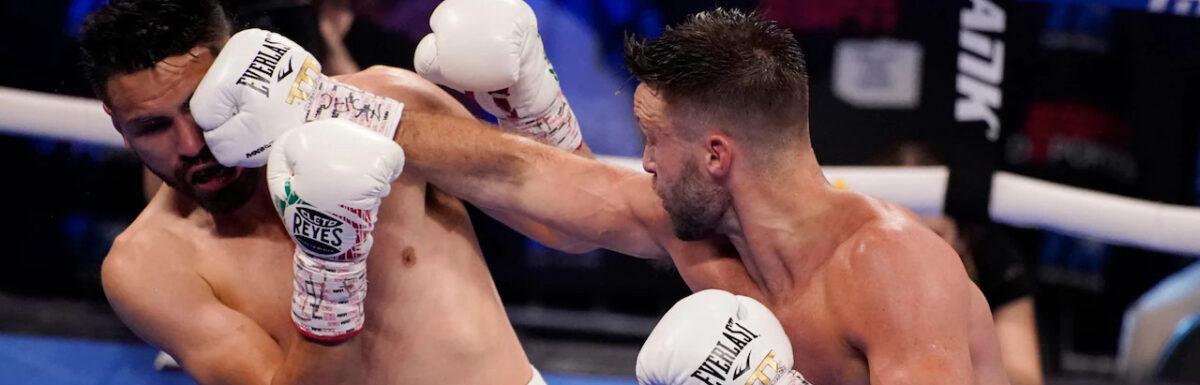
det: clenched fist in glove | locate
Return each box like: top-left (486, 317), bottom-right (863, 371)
top-left (192, 28), bottom-right (405, 167)
top-left (267, 119), bottom-right (405, 341)
top-left (638, 290), bottom-right (814, 385)
top-left (414, 0), bottom-right (582, 151)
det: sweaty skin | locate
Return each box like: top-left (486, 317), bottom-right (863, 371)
top-left (392, 84), bottom-right (1010, 385)
top-left (101, 48), bottom-right (530, 385)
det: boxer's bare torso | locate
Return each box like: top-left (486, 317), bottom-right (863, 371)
top-left (102, 65), bottom-right (530, 385)
top-left (710, 191), bottom-right (1007, 385)
top-left (392, 106), bottom-right (1013, 384)
top-left (582, 169), bottom-right (1008, 385)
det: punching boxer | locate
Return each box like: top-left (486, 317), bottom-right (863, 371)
top-left (396, 2), bottom-right (1012, 384)
top-left (80, 0), bottom-right (582, 383)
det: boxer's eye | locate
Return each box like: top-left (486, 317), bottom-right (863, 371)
top-left (181, 93), bottom-right (194, 113)
top-left (128, 117), bottom-right (171, 137)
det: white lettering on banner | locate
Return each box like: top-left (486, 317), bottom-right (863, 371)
top-left (955, 0), bottom-right (1006, 142)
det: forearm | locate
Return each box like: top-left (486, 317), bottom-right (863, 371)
top-left (395, 111), bottom-right (660, 256)
top-left (397, 111), bottom-right (541, 209)
top-left (475, 140), bottom-right (598, 253)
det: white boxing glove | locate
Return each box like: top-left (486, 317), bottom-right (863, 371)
top-left (267, 119), bottom-right (405, 341)
top-left (193, 28), bottom-right (404, 167)
top-left (637, 290), bottom-right (813, 385)
top-left (414, 0), bottom-right (582, 151)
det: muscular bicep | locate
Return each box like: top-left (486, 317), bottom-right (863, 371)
top-left (831, 228), bottom-right (976, 385)
top-left (102, 244), bottom-right (282, 385)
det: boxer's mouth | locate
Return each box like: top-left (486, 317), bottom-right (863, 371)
top-left (190, 165), bottom-right (238, 191)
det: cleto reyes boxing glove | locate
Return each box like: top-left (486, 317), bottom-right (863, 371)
top-left (267, 119), bottom-right (405, 341)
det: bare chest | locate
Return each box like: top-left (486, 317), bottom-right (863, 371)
top-left (173, 191), bottom-right (529, 384)
top-left (195, 235), bottom-right (298, 347)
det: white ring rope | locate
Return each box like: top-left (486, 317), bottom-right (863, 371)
top-left (0, 87), bottom-right (124, 148)
top-left (4, 86), bottom-right (1199, 256)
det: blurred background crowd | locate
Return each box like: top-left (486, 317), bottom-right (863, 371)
top-left (0, 0), bottom-right (1198, 383)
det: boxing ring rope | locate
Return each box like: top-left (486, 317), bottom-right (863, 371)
top-left (4, 85), bottom-right (1200, 256)
top-left (0, 87), bottom-right (123, 148)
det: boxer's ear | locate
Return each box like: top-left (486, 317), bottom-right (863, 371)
top-left (705, 134), bottom-right (732, 179)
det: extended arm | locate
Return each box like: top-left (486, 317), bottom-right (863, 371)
top-left (397, 110), bottom-right (669, 258)
top-left (337, 66), bottom-right (619, 255)
top-left (349, 65), bottom-right (754, 293)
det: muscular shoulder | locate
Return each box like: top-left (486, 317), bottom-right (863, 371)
top-left (829, 198), bottom-right (960, 276)
top-left (335, 65), bottom-right (469, 115)
top-left (103, 224), bottom-right (282, 379)
top-left (105, 226), bottom-right (193, 269)
top-left (824, 200), bottom-right (971, 331)
top-left (103, 224), bottom-right (200, 298)
top-left (110, 189), bottom-right (199, 266)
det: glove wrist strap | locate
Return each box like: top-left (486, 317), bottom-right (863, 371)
top-left (305, 75), bottom-right (405, 139)
top-left (291, 249), bottom-right (367, 341)
top-left (495, 90), bottom-right (582, 151)
top-left (770, 369), bottom-right (813, 385)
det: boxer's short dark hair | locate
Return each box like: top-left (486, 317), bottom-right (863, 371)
top-left (625, 8), bottom-right (809, 147)
top-left (80, 0), bottom-right (231, 101)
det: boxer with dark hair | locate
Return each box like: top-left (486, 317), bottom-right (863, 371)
top-left (401, 6), bottom-right (1012, 385)
top-left (81, 1), bottom-right (565, 384)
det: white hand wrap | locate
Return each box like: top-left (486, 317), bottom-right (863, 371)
top-left (770, 370), bottom-right (813, 385)
top-left (291, 249), bottom-right (368, 340)
top-left (472, 89), bottom-right (582, 150)
top-left (305, 76), bottom-right (404, 139)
